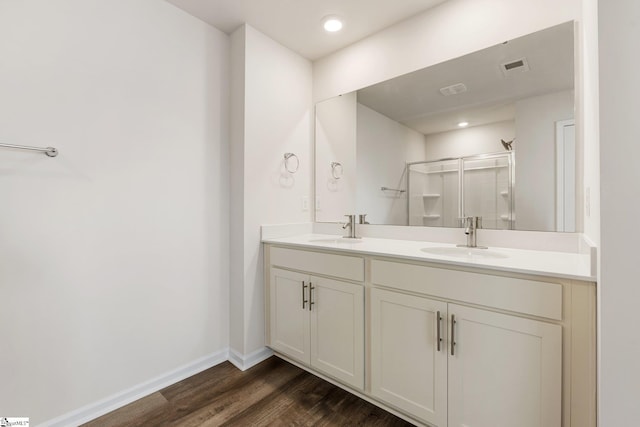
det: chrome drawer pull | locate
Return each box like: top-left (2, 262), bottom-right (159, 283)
top-left (437, 311), bottom-right (442, 352)
top-left (451, 314), bottom-right (457, 356)
top-left (301, 281), bottom-right (308, 309)
top-left (309, 283), bottom-right (315, 311)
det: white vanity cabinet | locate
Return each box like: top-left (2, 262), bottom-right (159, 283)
top-left (370, 259), bottom-right (564, 427)
top-left (269, 268), bottom-right (310, 364)
top-left (370, 288), bottom-right (448, 427)
top-left (267, 248), bottom-right (365, 390)
top-left (447, 304), bottom-right (561, 427)
top-left (265, 243), bottom-right (596, 427)
top-left (370, 289), bottom-right (561, 427)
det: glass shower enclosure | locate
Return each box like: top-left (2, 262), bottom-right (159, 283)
top-left (407, 152), bottom-right (514, 230)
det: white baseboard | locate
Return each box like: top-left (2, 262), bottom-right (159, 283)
top-left (39, 349), bottom-right (229, 427)
top-left (228, 346), bottom-right (273, 371)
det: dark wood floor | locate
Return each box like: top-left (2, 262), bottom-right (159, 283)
top-left (82, 356), bottom-right (414, 426)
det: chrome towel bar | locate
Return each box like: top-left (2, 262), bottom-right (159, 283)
top-left (0, 142), bottom-right (58, 157)
top-left (381, 187), bottom-right (406, 193)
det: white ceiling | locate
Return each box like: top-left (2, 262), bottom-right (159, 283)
top-left (165, 0), bottom-right (447, 60)
top-left (356, 22), bottom-right (574, 134)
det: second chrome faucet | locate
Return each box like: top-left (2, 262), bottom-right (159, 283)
top-left (342, 214), bottom-right (369, 238)
top-left (457, 216), bottom-right (487, 248)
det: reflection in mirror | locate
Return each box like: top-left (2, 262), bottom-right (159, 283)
top-left (408, 152), bottom-right (514, 229)
top-left (315, 21), bottom-right (576, 232)
top-left (461, 153), bottom-right (513, 229)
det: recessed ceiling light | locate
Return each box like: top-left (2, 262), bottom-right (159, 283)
top-left (458, 121), bottom-right (469, 128)
top-left (323, 15), bottom-right (343, 32)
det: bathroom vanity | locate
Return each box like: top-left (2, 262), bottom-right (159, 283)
top-left (262, 234), bottom-right (596, 427)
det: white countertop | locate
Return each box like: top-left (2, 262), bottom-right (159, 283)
top-left (262, 233), bottom-right (595, 281)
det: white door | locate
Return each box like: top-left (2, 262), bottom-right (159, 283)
top-left (269, 268), bottom-right (310, 364)
top-left (371, 288), bottom-right (448, 426)
top-left (310, 276), bottom-right (364, 390)
top-left (448, 304), bottom-right (562, 427)
top-left (556, 119), bottom-right (576, 232)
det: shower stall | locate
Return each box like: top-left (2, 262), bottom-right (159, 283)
top-left (407, 152), bottom-right (514, 230)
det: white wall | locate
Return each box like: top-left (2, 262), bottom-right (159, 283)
top-left (229, 26), bottom-right (246, 357)
top-left (424, 121), bottom-right (514, 160)
top-left (315, 93), bottom-right (357, 222)
top-left (578, 0), bottom-right (600, 246)
top-left (578, 0), bottom-right (601, 423)
top-left (356, 104), bottom-right (427, 225)
top-left (515, 90), bottom-right (574, 231)
top-left (313, 0), bottom-right (580, 102)
top-left (0, 0), bottom-right (229, 424)
top-left (230, 25), bottom-right (313, 356)
top-left (598, 0), bottom-right (640, 425)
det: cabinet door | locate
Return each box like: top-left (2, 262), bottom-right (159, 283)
top-left (310, 276), bottom-right (364, 390)
top-left (269, 268), bottom-right (310, 364)
top-left (448, 304), bottom-right (561, 427)
top-left (371, 288), bottom-right (448, 426)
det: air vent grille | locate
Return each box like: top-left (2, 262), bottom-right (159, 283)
top-left (501, 57), bottom-right (530, 77)
top-left (504, 59), bottom-right (525, 70)
top-left (439, 83), bottom-right (467, 96)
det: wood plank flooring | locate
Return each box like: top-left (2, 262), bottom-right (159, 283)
top-left (82, 356), bottom-right (414, 426)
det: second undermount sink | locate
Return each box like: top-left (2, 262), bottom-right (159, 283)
top-left (420, 246), bottom-right (509, 259)
top-left (308, 238), bottom-right (364, 245)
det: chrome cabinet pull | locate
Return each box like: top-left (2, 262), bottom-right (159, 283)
top-left (309, 283), bottom-right (315, 311)
top-left (301, 281), bottom-right (308, 309)
top-left (437, 311), bottom-right (442, 352)
top-left (451, 314), bottom-right (457, 356)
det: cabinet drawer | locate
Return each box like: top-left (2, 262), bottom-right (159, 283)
top-left (270, 247), bottom-right (364, 282)
top-left (371, 260), bottom-right (562, 320)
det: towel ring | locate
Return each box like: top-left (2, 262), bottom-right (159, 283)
top-left (331, 162), bottom-right (343, 179)
top-left (284, 153), bottom-right (299, 173)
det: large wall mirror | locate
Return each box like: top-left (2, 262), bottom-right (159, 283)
top-left (315, 21), bottom-right (577, 232)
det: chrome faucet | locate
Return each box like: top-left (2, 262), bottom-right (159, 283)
top-left (457, 216), bottom-right (487, 248)
top-left (342, 214), bottom-right (358, 238)
top-left (359, 214), bottom-right (369, 224)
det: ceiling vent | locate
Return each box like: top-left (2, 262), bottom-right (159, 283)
top-left (439, 83), bottom-right (467, 96)
top-left (500, 57), bottom-right (530, 77)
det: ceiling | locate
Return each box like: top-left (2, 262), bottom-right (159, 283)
top-left (164, 0), bottom-right (447, 60)
top-left (356, 21), bottom-right (574, 135)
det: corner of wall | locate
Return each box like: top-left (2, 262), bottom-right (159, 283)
top-left (230, 24), bottom-right (314, 358)
top-left (228, 347), bottom-right (274, 371)
top-left (229, 24), bottom-right (247, 355)
top-left (576, 2), bottom-right (601, 250)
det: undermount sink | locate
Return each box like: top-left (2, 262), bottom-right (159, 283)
top-left (420, 246), bottom-right (509, 259)
top-left (308, 238), bottom-right (364, 244)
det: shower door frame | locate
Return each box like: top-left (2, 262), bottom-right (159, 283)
top-left (406, 151), bottom-right (515, 229)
